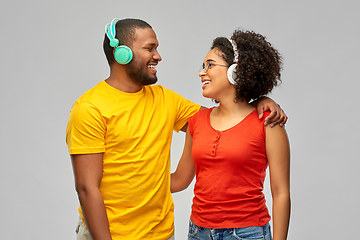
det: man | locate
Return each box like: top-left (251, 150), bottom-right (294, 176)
top-left (66, 18), bottom-right (286, 240)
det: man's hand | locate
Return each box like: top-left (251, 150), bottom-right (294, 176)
top-left (253, 97), bottom-right (288, 127)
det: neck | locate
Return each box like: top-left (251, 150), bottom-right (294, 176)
top-left (106, 64), bottom-right (143, 93)
top-left (210, 97), bottom-right (255, 131)
top-left (216, 97), bottom-right (254, 117)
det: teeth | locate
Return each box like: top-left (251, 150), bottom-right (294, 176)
top-left (203, 81), bottom-right (210, 85)
top-left (148, 65), bottom-right (156, 69)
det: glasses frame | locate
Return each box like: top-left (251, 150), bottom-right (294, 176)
top-left (200, 61), bottom-right (228, 73)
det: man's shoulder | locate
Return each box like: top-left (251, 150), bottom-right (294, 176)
top-left (146, 84), bottom-right (166, 91)
top-left (77, 81), bottom-right (108, 101)
top-left (145, 84), bottom-right (182, 98)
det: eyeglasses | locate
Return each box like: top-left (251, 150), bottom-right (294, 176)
top-left (200, 61), bottom-right (228, 73)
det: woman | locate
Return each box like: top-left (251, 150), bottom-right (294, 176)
top-left (171, 29), bottom-right (290, 240)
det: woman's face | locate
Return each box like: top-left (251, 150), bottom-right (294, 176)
top-left (199, 48), bottom-right (234, 101)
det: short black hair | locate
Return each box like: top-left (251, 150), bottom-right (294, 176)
top-left (103, 18), bottom-right (152, 66)
top-left (211, 29), bottom-right (282, 102)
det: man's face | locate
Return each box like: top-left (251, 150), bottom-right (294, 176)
top-left (126, 28), bottom-right (162, 86)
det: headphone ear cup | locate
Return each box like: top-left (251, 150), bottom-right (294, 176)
top-left (227, 64), bottom-right (237, 85)
top-left (114, 45), bottom-right (133, 64)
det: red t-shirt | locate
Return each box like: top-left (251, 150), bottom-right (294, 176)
top-left (188, 107), bottom-right (271, 228)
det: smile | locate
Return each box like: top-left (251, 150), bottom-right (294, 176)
top-left (202, 81), bottom-right (211, 86)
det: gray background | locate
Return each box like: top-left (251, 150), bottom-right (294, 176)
top-left (1, 0), bottom-right (359, 239)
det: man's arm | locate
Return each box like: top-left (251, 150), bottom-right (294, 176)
top-left (251, 97), bottom-right (288, 127)
top-left (71, 153), bottom-right (112, 240)
top-left (180, 99), bottom-right (287, 132)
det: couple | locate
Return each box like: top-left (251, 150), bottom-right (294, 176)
top-left (66, 18), bottom-right (290, 240)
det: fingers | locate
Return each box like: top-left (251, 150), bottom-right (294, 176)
top-left (265, 103), bottom-right (280, 127)
top-left (274, 105), bottom-right (288, 127)
top-left (279, 108), bottom-right (288, 127)
top-left (257, 107), bottom-right (264, 120)
top-left (256, 98), bottom-right (288, 127)
top-left (265, 104), bottom-right (289, 127)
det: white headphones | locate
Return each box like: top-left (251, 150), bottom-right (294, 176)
top-left (227, 39), bottom-right (238, 85)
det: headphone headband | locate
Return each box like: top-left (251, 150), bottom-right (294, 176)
top-left (227, 38), bottom-right (238, 85)
top-left (231, 39), bottom-right (238, 63)
top-left (105, 18), bottom-right (133, 65)
top-left (105, 18), bottom-right (120, 47)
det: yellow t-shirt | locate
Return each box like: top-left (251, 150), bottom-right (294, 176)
top-left (66, 80), bottom-right (200, 239)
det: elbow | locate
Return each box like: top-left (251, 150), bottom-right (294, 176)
top-left (170, 186), bottom-right (177, 193)
top-left (75, 184), bottom-right (86, 195)
top-left (272, 188), bottom-right (290, 199)
top-left (271, 182), bottom-right (290, 199)
top-left (170, 173), bottom-right (192, 193)
top-left (170, 174), bottom-right (181, 193)
top-left (170, 184), bottom-right (188, 193)
top-left (271, 184), bottom-right (291, 204)
top-left (74, 184), bottom-right (88, 200)
top-left (272, 190), bottom-right (291, 206)
top-left (74, 182), bottom-right (99, 200)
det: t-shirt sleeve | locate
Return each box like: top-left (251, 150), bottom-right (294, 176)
top-left (171, 93), bottom-right (201, 132)
top-left (188, 111), bottom-right (199, 136)
top-left (66, 101), bottom-right (106, 155)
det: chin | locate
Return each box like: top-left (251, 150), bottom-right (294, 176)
top-left (202, 91), bottom-right (213, 99)
top-left (141, 76), bottom-right (158, 85)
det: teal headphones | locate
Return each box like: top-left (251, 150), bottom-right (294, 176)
top-left (105, 18), bottom-right (133, 64)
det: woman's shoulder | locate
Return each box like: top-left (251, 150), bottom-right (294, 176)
top-left (194, 107), bottom-right (214, 118)
top-left (189, 107), bottom-right (213, 126)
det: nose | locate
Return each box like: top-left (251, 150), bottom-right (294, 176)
top-left (199, 68), bottom-right (206, 77)
top-left (153, 49), bottom-right (162, 62)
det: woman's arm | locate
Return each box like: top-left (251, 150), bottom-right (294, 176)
top-left (266, 125), bottom-right (291, 240)
top-left (171, 126), bottom-right (196, 193)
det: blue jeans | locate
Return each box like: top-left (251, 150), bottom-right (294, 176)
top-left (188, 219), bottom-right (272, 240)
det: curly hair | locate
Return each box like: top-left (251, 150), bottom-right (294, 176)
top-left (211, 29), bottom-right (282, 102)
top-left (103, 19), bottom-right (152, 66)
top-left (210, 37), bottom-right (234, 66)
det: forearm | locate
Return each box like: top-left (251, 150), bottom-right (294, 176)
top-left (78, 188), bottom-right (112, 240)
top-left (170, 172), bottom-right (193, 193)
top-left (170, 173), bottom-right (181, 193)
top-left (171, 127), bottom-right (195, 193)
top-left (272, 193), bottom-right (291, 240)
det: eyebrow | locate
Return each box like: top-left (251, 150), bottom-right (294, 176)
top-left (143, 43), bottom-right (158, 47)
top-left (205, 59), bottom-right (216, 63)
